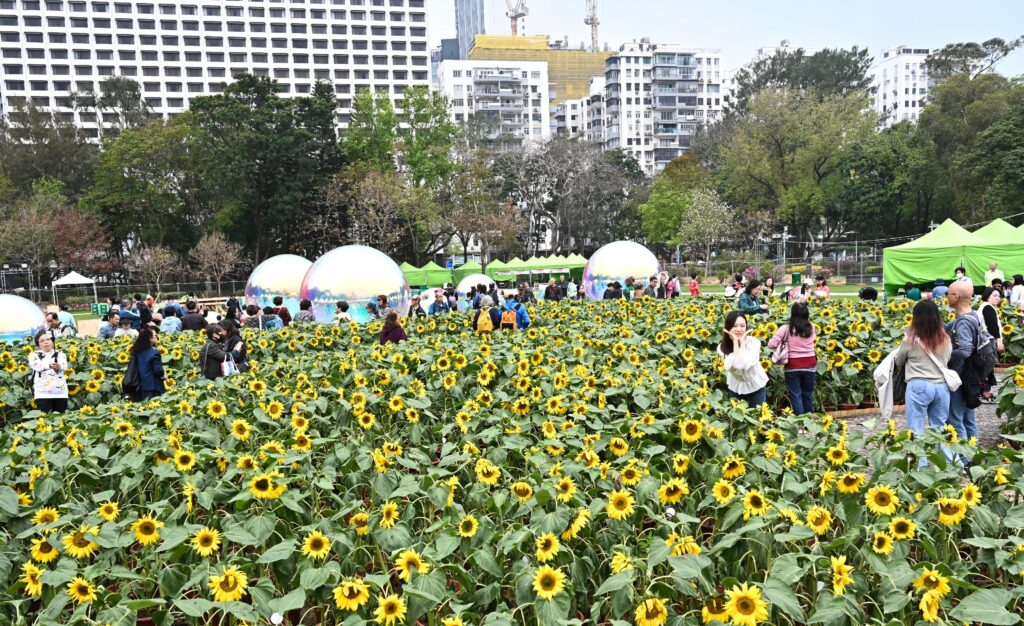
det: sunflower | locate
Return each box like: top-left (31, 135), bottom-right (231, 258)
top-left (742, 490), bottom-right (770, 520)
top-left (442, 617), bottom-right (464, 626)
top-left (605, 489), bottom-right (635, 520)
top-left (474, 459), bottom-right (501, 486)
top-left (920, 589), bottom-right (941, 623)
top-left (657, 478), bottom-right (689, 505)
top-left (994, 467), bottom-right (1009, 485)
top-left (333, 578), bottom-right (371, 611)
top-left (724, 582), bottom-right (768, 626)
top-left (532, 565), bottom-right (566, 600)
top-left (722, 455), bottom-right (746, 479)
top-left (635, 597), bottom-right (668, 626)
top-left (32, 507), bottom-right (60, 527)
top-left (610, 551), bottom-right (632, 574)
top-left (672, 453), bottom-right (691, 475)
top-left (394, 549), bottom-right (429, 582)
top-left (300, 530), bottom-right (331, 560)
top-left (555, 477), bottom-right (577, 503)
top-left (62, 525), bottom-right (100, 559)
top-left (132, 515), bottom-right (164, 546)
top-left (249, 472), bottom-right (287, 500)
top-left (174, 449), bottom-right (197, 472)
top-left (191, 527), bottom-right (221, 557)
top-left (831, 556), bottom-right (854, 596)
top-left (608, 437), bottom-right (629, 456)
top-left (826, 445), bottom-right (848, 466)
top-left (510, 482), bottom-right (534, 503)
top-left (96, 500), bottom-right (120, 522)
top-left (913, 568), bottom-right (951, 597)
top-left (208, 566), bottom-right (248, 602)
top-left (620, 465), bottom-right (643, 486)
top-left (889, 516), bottom-right (916, 540)
top-left (207, 400), bottom-right (227, 419)
top-left (679, 419), bottom-right (703, 443)
top-left (67, 576), bottom-right (97, 605)
top-left (935, 497), bottom-right (967, 526)
top-left (458, 514), bottom-right (479, 538)
top-left (712, 479), bottom-right (735, 505)
top-left (20, 561), bottom-right (43, 597)
top-left (960, 483), bottom-right (981, 508)
top-left (805, 506), bottom-right (832, 535)
top-left (380, 501), bottom-right (400, 528)
top-left (702, 598), bottom-right (729, 624)
top-left (535, 533), bottom-right (560, 563)
top-left (871, 531), bottom-right (894, 555)
top-left (230, 419), bottom-right (252, 441)
top-left (837, 472), bottom-right (866, 494)
top-left (865, 484), bottom-right (899, 516)
top-left (30, 537), bottom-right (59, 563)
top-left (374, 594), bottom-right (407, 626)
top-left (561, 508), bottom-right (591, 541)
top-left (349, 511), bottom-right (370, 535)
top-left (267, 401), bottom-right (285, 420)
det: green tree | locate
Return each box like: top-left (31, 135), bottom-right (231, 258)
top-left (638, 152), bottom-right (709, 243)
top-left (716, 88), bottom-right (877, 245)
top-left (342, 89), bottom-right (399, 170)
top-left (70, 76), bottom-right (151, 138)
top-left (729, 47), bottom-right (873, 113)
top-left (926, 37), bottom-right (1024, 79)
top-left (963, 100), bottom-right (1024, 216)
top-left (677, 188), bottom-right (731, 275)
top-left (0, 104), bottom-right (97, 199)
top-left (397, 87), bottom-right (460, 187)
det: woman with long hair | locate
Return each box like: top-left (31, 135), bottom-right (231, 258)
top-left (219, 319), bottom-right (249, 374)
top-left (380, 311), bottom-right (407, 344)
top-left (895, 300), bottom-right (953, 446)
top-left (767, 302), bottom-right (817, 414)
top-left (717, 311), bottom-right (769, 408)
top-left (977, 287), bottom-right (1004, 402)
top-left (737, 279), bottom-right (769, 315)
top-left (130, 328), bottom-right (165, 401)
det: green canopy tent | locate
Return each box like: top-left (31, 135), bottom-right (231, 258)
top-left (400, 262), bottom-right (426, 287)
top-left (496, 257), bottom-right (526, 279)
top-left (453, 260), bottom-right (482, 283)
top-left (882, 220), bottom-right (981, 295)
top-left (419, 261), bottom-right (450, 288)
top-left (485, 259), bottom-right (508, 281)
top-left (565, 253), bottom-right (588, 280)
top-left (965, 218), bottom-right (1024, 287)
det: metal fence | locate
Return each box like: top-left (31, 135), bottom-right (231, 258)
top-left (6, 280), bottom-right (250, 309)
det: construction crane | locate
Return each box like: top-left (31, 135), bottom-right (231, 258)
top-left (584, 0), bottom-right (600, 52)
top-left (505, 0), bottom-right (528, 36)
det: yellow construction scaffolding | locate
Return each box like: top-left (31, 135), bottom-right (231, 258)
top-left (469, 35), bottom-right (612, 104)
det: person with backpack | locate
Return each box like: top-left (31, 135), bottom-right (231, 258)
top-left (45, 313), bottom-right (75, 342)
top-left (473, 295), bottom-right (501, 333)
top-left (129, 328), bottom-right (165, 401)
top-left (944, 281), bottom-right (995, 445)
top-left (261, 306), bottom-right (284, 329)
top-left (271, 296), bottom-right (293, 327)
top-left (767, 302), bottom-right (817, 415)
top-left (293, 299), bottom-right (318, 324)
top-left (28, 330), bottom-right (69, 413)
top-left (500, 295), bottom-right (531, 330)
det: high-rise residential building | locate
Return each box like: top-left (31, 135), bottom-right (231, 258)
top-left (553, 97), bottom-right (584, 137)
top-left (454, 0), bottom-right (484, 60)
top-left (603, 40), bottom-right (722, 175)
top-left (584, 75), bottom-right (605, 144)
top-left (437, 59), bottom-right (550, 150)
top-left (469, 34), bottom-right (611, 104)
top-left (870, 45), bottom-right (932, 127)
top-left (0, 0), bottom-right (430, 136)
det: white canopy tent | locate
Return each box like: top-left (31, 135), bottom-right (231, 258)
top-left (51, 271), bottom-right (98, 306)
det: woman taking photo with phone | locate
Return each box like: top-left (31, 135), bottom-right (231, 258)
top-left (718, 311), bottom-right (769, 408)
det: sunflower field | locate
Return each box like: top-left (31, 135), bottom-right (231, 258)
top-left (1, 296), bottom-right (1023, 626)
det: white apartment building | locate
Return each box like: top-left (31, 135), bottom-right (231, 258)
top-left (453, 0), bottom-right (482, 60)
top-left (584, 75), bottom-right (604, 143)
top-left (869, 45), bottom-right (931, 127)
top-left (553, 97), bottom-right (584, 137)
top-left (603, 39), bottom-right (722, 175)
top-left (437, 59), bottom-right (550, 149)
top-left (555, 74), bottom-right (603, 139)
top-left (0, 0), bottom-right (430, 135)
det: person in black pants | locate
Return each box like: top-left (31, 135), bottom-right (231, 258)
top-left (977, 287), bottom-right (1004, 402)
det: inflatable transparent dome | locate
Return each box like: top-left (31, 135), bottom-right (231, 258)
top-left (300, 245), bottom-right (411, 323)
top-left (456, 273), bottom-right (496, 297)
top-left (0, 294), bottom-right (46, 343)
top-left (244, 254), bottom-right (312, 315)
top-left (583, 241), bottom-right (661, 300)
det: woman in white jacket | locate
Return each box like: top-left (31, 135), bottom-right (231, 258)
top-left (28, 329), bottom-right (69, 413)
top-left (718, 311), bottom-right (769, 408)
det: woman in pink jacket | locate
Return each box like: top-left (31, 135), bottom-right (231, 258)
top-left (767, 302), bottom-right (818, 414)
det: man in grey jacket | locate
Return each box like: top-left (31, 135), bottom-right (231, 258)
top-left (944, 281), bottom-right (978, 444)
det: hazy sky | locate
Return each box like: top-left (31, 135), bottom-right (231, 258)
top-left (428, 0), bottom-right (1024, 75)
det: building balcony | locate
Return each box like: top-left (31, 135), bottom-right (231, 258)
top-left (474, 72), bottom-right (521, 83)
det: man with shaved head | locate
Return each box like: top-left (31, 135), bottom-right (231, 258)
top-left (944, 281), bottom-right (980, 448)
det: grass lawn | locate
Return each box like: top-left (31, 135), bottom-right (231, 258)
top-left (71, 311), bottom-right (101, 322)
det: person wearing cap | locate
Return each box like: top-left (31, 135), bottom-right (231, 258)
top-left (931, 278), bottom-right (948, 300)
top-left (428, 291), bottom-right (450, 316)
top-left (984, 262), bottom-right (1004, 289)
top-left (407, 295), bottom-right (427, 318)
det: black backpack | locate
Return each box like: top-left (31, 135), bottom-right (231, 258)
top-left (122, 355), bottom-right (140, 398)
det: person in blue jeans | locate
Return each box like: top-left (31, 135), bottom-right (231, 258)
top-left (767, 303), bottom-right (817, 414)
top-left (944, 281), bottom-right (979, 444)
top-left (895, 299), bottom-right (954, 465)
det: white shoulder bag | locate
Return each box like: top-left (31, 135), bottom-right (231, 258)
top-left (924, 346), bottom-right (961, 392)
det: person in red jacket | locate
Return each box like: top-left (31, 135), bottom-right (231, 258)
top-left (380, 311), bottom-right (407, 344)
top-left (272, 296), bottom-right (292, 326)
